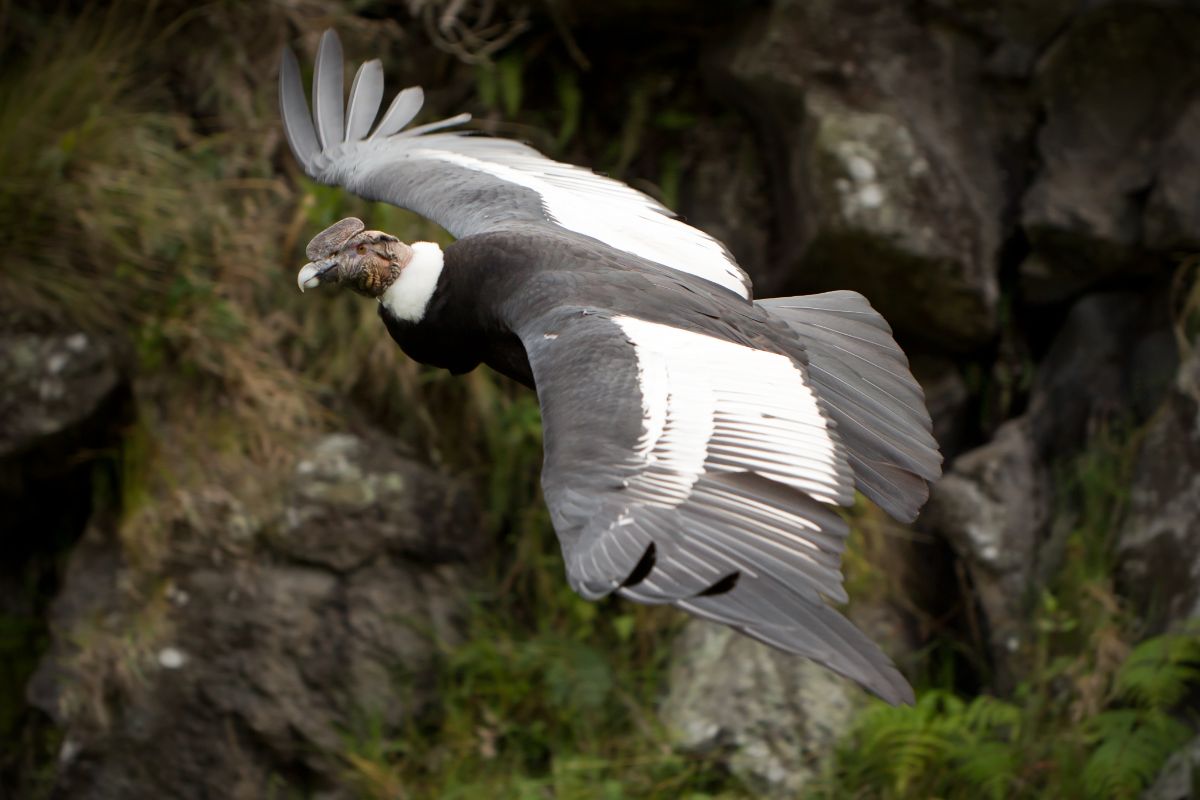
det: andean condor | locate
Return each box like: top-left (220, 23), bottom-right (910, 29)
top-left (281, 30), bottom-right (942, 704)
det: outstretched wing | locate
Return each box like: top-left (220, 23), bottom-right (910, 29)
top-left (758, 291), bottom-right (943, 522)
top-left (279, 30), bottom-right (752, 299)
top-left (517, 306), bottom-right (914, 705)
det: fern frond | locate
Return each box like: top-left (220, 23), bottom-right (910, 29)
top-left (1083, 709), bottom-right (1191, 800)
top-left (952, 740), bottom-right (1020, 800)
top-left (842, 691), bottom-right (1028, 797)
top-left (1115, 633), bottom-right (1200, 710)
top-left (962, 694), bottom-right (1023, 738)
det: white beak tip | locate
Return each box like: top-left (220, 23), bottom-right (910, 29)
top-left (297, 263), bottom-right (324, 292)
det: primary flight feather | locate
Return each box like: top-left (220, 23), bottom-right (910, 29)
top-left (281, 29), bottom-right (942, 705)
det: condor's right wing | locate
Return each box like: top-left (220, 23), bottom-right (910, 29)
top-left (513, 305), bottom-right (914, 705)
top-left (280, 30), bottom-right (752, 299)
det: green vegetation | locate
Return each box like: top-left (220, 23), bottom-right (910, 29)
top-left (339, 389), bottom-right (739, 798)
top-left (814, 429), bottom-right (1200, 800)
top-left (1, 10), bottom-right (738, 795)
top-left (330, 418), bottom-right (1200, 800)
top-left (813, 631), bottom-right (1198, 800)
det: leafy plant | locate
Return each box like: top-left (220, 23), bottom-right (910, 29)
top-left (1114, 632), bottom-right (1200, 709)
top-left (1082, 709), bottom-right (1191, 800)
top-left (819, 430), bottom-right (1199, 800)
top-left (824, 691), bottom-right (1022, 799)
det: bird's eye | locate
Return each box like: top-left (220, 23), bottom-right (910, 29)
top-left (356, 244), bottom-right (367, 255)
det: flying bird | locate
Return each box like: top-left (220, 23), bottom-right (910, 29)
top-left (280, 30), bottom-right (941, 704)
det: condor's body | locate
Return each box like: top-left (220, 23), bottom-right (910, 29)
top-left (283, 30), bottom-right (942, 704)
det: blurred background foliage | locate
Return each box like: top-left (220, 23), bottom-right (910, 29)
top-left (1, 1), bottom-right (1199, 799)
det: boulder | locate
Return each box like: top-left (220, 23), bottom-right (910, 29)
top-left (660, 620), bottom-right (866, 797)
top-left (1117, 342), bottom-right (1200, 628)
top-left (921, 417), bottom-right (1050, 686)
top-left (680, 121), bottom-right (773, 286)
top-left (715, 0), bottom-right (1009, 350)
top-left (0, 332), bottom-right (124, 754)
top-left (277, 433), bottom-right (478, 570)
top-left (923, 0), bottom-right (1079, 77)
top-left (0, 332), bottom-right (121, 477)
top-left (1143, 733), bottom-right (1200, 800)
top-left (28, 433), bottom-right (483, 800)
top-left (1027, 291), bottom-right (1177, 460)
top-left (912, 355), bottom-right (972, 462)
top-left (1020, 5), bottom-right (1200, 302)
top-left (1144, 94), bottom-right (1200, 252)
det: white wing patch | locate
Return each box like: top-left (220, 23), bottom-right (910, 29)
top-left (613, 316), bottom-right (852, 508)
top-left (410, 147), bottom-right (751, 299)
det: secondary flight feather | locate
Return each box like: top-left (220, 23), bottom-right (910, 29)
top-left (281, 29), bottom-right (942, 705)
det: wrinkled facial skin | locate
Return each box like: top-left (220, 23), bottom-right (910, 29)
top-left (298, 218), bottom-right (412, 298)
top-left (333, 231), bottom-right (411, 297)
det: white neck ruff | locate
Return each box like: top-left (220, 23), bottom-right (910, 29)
top-left (379, 241), bottom-right (444, 323)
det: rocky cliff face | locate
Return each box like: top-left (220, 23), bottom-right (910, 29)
top-left (3, 0), bottom-right (1198, 797)
top-left (26, 434), bottom-right (482, 799)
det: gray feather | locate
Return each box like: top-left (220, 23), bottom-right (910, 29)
top-left (344, 59), bottom-right (383, 143)
top-left (280, 28), bottom-right (754, 299)
top-left (279, 46), bottom-right (319, 169)
top-left (312, 30), bottom-right (344, 149)
top-left (516, 309), bottom-right (912, 704)
top-left (348, 157), bottom-right (548, 238)
top-left (397, 113), bottom-right (473, 138)
top-left (370, 86), bottom-right (424, 139)
top-left (687, 579), bottom-right (914, 705)
top-left (759, 291), bottom-right (942, 522)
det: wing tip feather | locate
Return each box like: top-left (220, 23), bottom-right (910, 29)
top-left (279, 44), bottom-right (320, 170)
top-left (313, 29), bottom-right (345, 149)
top-left (345, 58), bottom-right (384, 143)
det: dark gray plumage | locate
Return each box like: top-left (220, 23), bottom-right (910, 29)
top-left (758, 292), bottom-right (941, 522)
top-left (282, 31), bottom-right (943, 706)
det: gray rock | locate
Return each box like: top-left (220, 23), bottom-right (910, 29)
top-left (1143, 733), bottom-right (1200, 800)
top-left (717, 0), bottom-right (1008, 350)
top-left (28, 433), bottom-right (484, 800)
top-left (681, 122), bottom-right (772, 286)
top-left (912, 355), bottom-right (972, 461)
top-left (278, 433), bottom-right (478, 571)
top-left (1144, 94), bottom-right (1200, 252)
top-left (0, 332), bottom-right (123, 675)
top-left (924, 0), bottom-right (1079, 77)
top-left (1020, 5), bottom-right (1200, 302)
top-left (921, 417), bottom-right (1049, 686)
top-left (1117, 342), bottom-right (1200, 628)
top-left (660, 620), bottom-right (866, 797)
top-left (0, 332), bottom-right (120, 468)
top-left (1027, 291), bottom-right (1178, 460)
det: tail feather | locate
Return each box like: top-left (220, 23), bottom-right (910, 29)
top-left (759, 291), bottom-right (942, 523)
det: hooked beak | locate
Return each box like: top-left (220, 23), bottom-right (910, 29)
top-left (297, 258), bottom-right (338, 292)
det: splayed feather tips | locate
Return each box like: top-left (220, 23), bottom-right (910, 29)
top-left (279, 31), bottom-right (472, 170)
